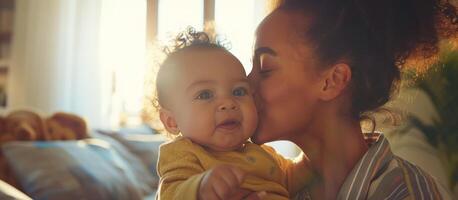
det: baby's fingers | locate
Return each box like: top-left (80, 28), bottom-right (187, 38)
top-left (243, 191), bottom-right (267, 200)
top-left (218, 174), bottom-right (241, 198)
top-left (228, 189), bottom-right (252, 200)
top-left (212, 179), bottom-right (236, 200)
top-left (227, 166), bottom-right (246, 184)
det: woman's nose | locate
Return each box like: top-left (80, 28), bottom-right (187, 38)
top-left (218, 99), bottom-right (238, 111)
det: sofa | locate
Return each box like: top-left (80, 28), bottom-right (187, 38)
top-left (0, 110), bottom-right (167, 200)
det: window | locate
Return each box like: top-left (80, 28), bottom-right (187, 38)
top-left (215, 0), bottom-right (267, 72)
top-left (157, 0), bottom-right (204, 41)
top-left (99, 0), bottom-right (147, 127)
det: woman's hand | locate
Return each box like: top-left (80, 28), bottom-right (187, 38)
top-left (198, 165), bottom-right (265, 200)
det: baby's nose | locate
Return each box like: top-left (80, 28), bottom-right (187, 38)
top-left (218, 100), bottom-right (238, 111)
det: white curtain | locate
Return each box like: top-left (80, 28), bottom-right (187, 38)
top-left (9, 0), bottom-right (111, 128)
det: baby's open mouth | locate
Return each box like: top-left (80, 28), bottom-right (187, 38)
top-left (217, 119), bottom-right (241, 131)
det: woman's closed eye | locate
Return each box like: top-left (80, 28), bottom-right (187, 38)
top-left (259, 67), bottom-right (273, 77)
top-left (256, 51), bottom-right (276, 78)
top-left (233, 87), bottom-right (248, 97)
top-left (196, 90), bottom-right (213, 100)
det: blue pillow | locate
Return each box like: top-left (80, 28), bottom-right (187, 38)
top-left (95, 132), bottom-right (166, 179)
top-left (2, 139), bottom-right (156, 200)
top-left (90, 131), bottom-right (160, 189)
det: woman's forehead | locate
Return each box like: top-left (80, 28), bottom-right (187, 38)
top-left (256, 11), bottom-right (288, 43)
top-left (255, 10), bottom-right (307, 47)
top-left (255, 10), bottom-right (315, 61)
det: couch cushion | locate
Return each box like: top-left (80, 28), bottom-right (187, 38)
top-left (96, 131), bottom-right (167, 180)
top-left (91, 131), bottom-right (161, 187)
top-left (2, 139), bottom-right (156, 200)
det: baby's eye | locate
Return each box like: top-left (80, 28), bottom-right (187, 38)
top-left (196, 90), bottom-right (213, 100)
top-left (233, 87), bottom-right (248, 97)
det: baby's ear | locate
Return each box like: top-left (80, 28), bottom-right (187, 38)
top-left (159, 108), bottom-right (179, 134)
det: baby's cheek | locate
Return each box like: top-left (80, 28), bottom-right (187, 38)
top-left (188, 116), bottom-right (211, 132)
top-left (244, 104), bottom-right (259, 136)
top-left (179, 110), bottom-right (210, 135)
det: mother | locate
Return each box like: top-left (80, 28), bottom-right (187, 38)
top-left (248, 0), bottom-right (457, 199)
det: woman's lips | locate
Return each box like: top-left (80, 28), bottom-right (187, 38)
top-left (216, 120), bottom-right (240, 131)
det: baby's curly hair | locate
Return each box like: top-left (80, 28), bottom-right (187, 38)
top-left (154, 27), bottom-right (229, 110)
top-left (162, 27), bottom-right (228, 56)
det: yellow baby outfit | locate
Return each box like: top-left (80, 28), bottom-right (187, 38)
top-left (157, 136), bottom-right (310, 200)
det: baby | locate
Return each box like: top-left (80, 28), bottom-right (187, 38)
top-left (155, 28), bottom-right (310, 200)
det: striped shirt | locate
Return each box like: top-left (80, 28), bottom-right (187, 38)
top-left (294, 133), bottom-right (451, 200)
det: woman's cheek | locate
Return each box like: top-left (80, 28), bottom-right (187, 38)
top-left (260, 80), bottom-right (290, 106)
top-left (257, 81), bottom-right (291, 132)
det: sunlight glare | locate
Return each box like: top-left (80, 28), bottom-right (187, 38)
top-left (216, 0), bottom-right (267, 73)
top-left (158, 0), bottom-right (204, 41)
top-left (99, 0), bottom-right (147, 127)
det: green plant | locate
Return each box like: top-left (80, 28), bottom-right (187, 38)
top-left (405, 48), bottom-right (458, 188)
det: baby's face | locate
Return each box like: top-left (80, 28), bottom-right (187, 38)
top-left (165, 49), bottom-right (258, 151)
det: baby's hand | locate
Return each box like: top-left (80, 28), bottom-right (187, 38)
top-left (198, 164), bottom-right (245, 200)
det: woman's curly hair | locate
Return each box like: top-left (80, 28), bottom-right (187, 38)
top-left (277, 0), bottom-right (458, 120)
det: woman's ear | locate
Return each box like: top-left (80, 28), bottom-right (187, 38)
top-left (319, 63), bottom-right (352, 101)
top-left (159, 108), bottom-right (179, 134)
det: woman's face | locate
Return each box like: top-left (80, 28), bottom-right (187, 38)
top-left (248, 10), bottom-right (324, 144)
